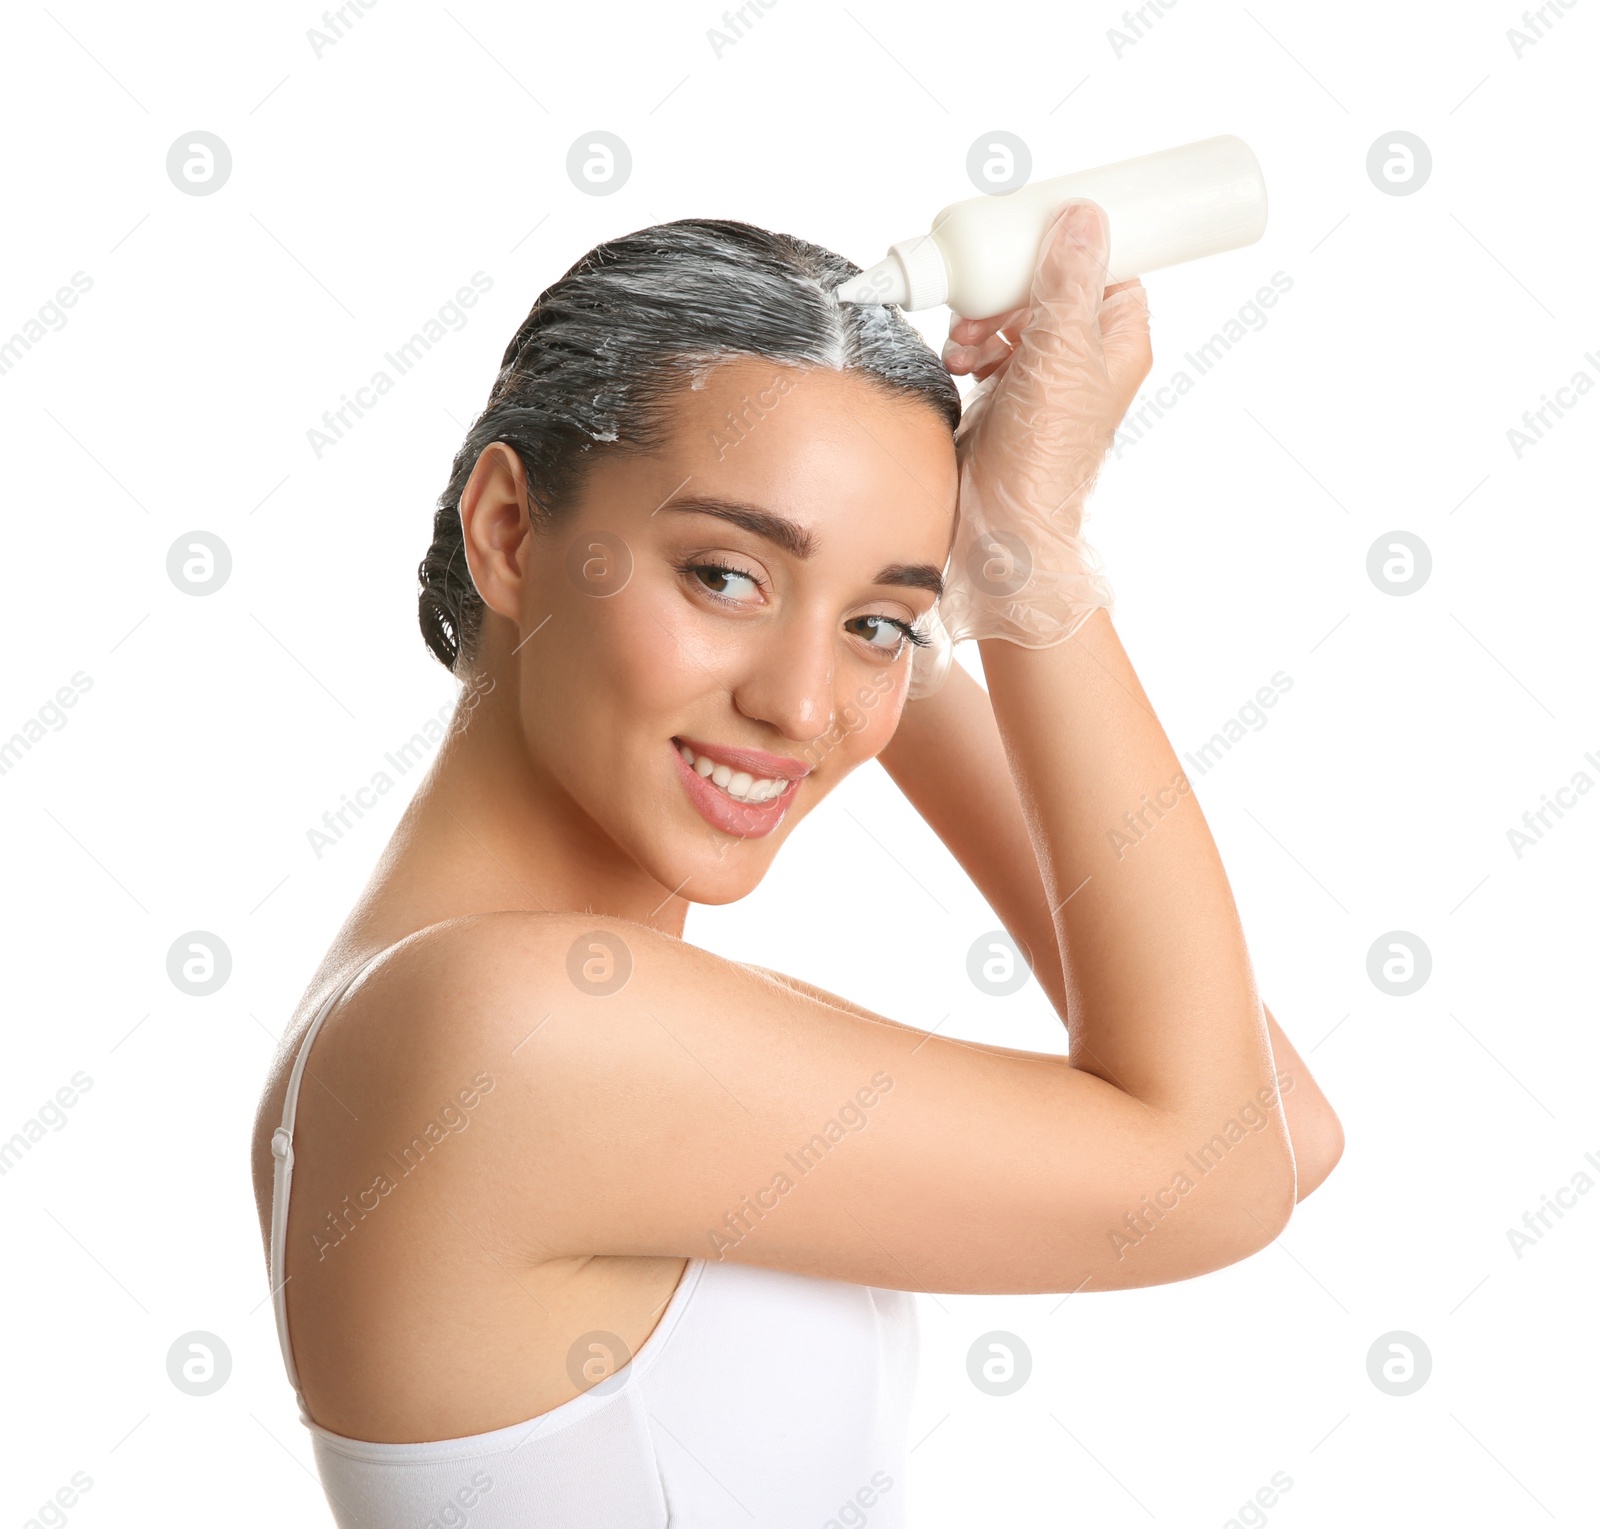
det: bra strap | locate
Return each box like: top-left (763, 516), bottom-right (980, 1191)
top-left (268, 950), bottom-right (390, 1405)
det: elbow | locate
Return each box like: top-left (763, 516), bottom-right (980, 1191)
top-left (1293, 1107), bottom-right (1345, 1203)
top-left (1213, 1140), bottom-right (1299, 1267)
top-left (1256, 1151), bottom-right (1301, 1245)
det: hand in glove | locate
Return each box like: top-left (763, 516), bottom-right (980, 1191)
top-left (911, 199), bottom-right (1152, 693)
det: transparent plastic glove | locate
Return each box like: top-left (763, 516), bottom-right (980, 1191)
top-left (934, 200), bottom-right (1153, 651)
top-left (906, 601), bottom-right (954, 700)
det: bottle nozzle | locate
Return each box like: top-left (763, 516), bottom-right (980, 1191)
top-left (833, 235), bottom-right (949, 311)
top-left (834, 257), bottom-right (908, 307)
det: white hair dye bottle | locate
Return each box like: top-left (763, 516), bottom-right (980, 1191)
top-left (834, 135), bottom-right (1268, 319)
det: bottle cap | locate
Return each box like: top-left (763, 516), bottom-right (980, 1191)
top-left (833, 233), bottom-right (949, 310)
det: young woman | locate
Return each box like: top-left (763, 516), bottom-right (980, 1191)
top-left (252, 202), bottom-right (1342, 1527)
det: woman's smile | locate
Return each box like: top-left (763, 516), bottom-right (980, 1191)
top-left (670, 734), bottom-right (809, 837)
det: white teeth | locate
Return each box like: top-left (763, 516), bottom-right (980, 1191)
top-left (678, 744), bottom-right (790, 806)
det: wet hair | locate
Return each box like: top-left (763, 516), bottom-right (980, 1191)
top-left (417, 218), bottom-right (961, 675)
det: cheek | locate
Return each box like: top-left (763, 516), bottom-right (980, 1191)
top-left (818, 675), bottom-right (906, 775)
top-left (524, 577), bottom-right (711, 750)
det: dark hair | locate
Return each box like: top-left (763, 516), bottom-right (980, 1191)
top-left (417, 217), bottom-right (961, 675)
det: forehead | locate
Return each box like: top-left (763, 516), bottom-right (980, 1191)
top-left (649, 355), bottom-right (957, 547)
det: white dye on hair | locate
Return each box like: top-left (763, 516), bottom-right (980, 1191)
top-left (418, 218), bottom-right (959, 674)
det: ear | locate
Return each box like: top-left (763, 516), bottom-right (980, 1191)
top-left (459, 443), bottom-right (532, 624)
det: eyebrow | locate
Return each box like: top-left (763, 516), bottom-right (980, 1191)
top-left (659, 495), bottom-right (945, 598)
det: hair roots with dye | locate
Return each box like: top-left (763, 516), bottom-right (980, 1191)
top-left (417, 218), bottom-right (960, 675)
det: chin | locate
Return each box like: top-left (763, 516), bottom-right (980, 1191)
top-left (655, 811), bottom-right (799, 907)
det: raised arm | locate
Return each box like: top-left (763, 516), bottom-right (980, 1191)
top-left (878, 655), bottom-right (1344, 1199)
top-left (311, 204), bottom-right (1302, 1306)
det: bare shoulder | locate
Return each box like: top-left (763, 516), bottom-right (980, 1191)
top-left (260, 908), bottom-right (1292, 1298)
top-left (378, 909), bottom-right (926, 1060)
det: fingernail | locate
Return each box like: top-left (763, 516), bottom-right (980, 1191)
top-left (1066, 201), bottom-right (1104, 245)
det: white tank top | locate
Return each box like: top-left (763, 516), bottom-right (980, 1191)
top-left (268, 949), bottom-right (921, 1527)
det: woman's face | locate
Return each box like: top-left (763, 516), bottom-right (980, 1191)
top-left (486, 355), bottom-right (958, 906)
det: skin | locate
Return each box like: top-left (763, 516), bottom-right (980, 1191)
top-left (252, 298), bottom-right (1342, 1445)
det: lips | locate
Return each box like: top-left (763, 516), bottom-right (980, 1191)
top-left (670, 736), bottom-right (806, 839)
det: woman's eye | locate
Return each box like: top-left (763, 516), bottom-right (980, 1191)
top-left (849, 614), bottom-right (910, 652)
top-left (691, 564), bottom-right (761, 602)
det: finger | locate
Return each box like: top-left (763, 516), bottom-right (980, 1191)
top-left (1099, 280), bottom-right (1149, 338)
top-left (944, 327), bottom-right (1016, 377)
top-left (1099, 283), bottom-right (1152, 390)
top-left (970, 346), bottom-right (1016, 384)
top-left (948, 305), bottom-right (1029, 346)
top-left (1029, 200), bottom-right (1111, 323)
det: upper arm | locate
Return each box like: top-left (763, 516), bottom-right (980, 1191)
top-left (440, 912), bottom-right (1296, 1297)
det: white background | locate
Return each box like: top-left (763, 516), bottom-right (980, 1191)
top-left (3, 1), bottom-right (1597, 1524)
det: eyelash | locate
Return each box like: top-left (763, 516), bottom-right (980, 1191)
top-left (674, 559), bottom-right (930, 650)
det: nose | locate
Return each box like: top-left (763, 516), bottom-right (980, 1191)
top-left (729, 609), bottom-right (837, 745)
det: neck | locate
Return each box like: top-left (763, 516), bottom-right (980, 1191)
top-left (338, 680), bottom-right (689, 954)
